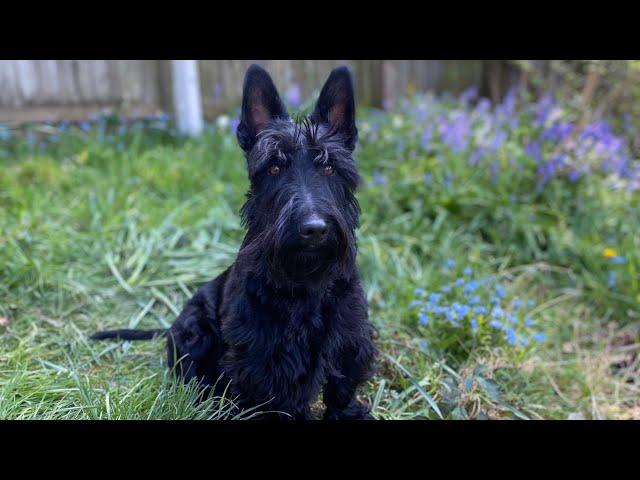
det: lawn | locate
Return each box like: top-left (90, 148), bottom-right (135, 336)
top-left (1, 90), bottom-right (639, 419)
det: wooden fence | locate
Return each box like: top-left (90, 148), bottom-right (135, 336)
top-left (0, 60), bottom-right (506, 124)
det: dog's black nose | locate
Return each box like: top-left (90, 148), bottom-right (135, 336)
top-left (299, 215), bottom-right (328, 243)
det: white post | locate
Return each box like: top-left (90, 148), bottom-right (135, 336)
top-left (171, 60), bottom-right (203, 136)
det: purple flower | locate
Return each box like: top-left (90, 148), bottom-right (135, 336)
top-left (533, 95), bottom-right (556, 127)
top-left (440, 112), bottom-right (471, 153)
top-left (468, 148), bottom-right (485, 166)
top-left (285, 84), bottom-right (302, 107)
top-left (537, 155), bottom-right (567, 184)
top-left (373, 171), bottom-right (388, 185)
top-left (230, 117), bottom-right (240, 134)
top-left (567, 170), bottom-right (581, 183)
top-left (525, 141), bottom-right (543, 163)
top-left (490, 130), bottom-right (507, 151)
top-left (443, 174), bottom-right (453, 189)
top-left (460, 85), bottom-right (478, 104)
top-left (475, 98), bottom-right (491, 117)
top-left (542, 121), bottom-right (573, 142)
top-left (420, 126), bottom-right (433, 150)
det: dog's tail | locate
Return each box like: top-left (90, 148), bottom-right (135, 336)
top-left (90, 328), bottom-right (168, 341)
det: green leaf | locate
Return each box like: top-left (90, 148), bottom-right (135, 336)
top-left (383, 353), bottom-right (443, 419)
top-left (476, 376), bottom-right (501, 402)
top-left (451, 406), bottom-right (468, 420)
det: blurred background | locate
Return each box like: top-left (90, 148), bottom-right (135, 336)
top-left (2, 60), bottom-right (638, 125)
top-left (1, 60), bottom-right (639, 420)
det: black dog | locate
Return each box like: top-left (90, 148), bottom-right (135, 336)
top-left (91, 65), bottom-right (377, 420)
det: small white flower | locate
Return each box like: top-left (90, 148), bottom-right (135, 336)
top-left (216, 115), bottom-right (230, 129)
top-left (392, 115), bottom-right (404, 129)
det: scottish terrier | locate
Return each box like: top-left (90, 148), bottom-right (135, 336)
top-left (91, 64), bottom-right (377, 420)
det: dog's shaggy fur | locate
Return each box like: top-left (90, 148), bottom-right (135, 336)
top-left (91, 65), bottom-right (377, 420)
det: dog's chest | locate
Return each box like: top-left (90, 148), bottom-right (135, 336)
top-left (222, 290), bottom-right (338, 396)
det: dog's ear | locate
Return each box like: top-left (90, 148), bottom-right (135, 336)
top-left (311, 66), bottom-right (358, 151)
top-left (237, 64), bottom-right (289, 152)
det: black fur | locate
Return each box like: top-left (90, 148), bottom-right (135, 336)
top-left (92, 64), bottom-right (377, 420)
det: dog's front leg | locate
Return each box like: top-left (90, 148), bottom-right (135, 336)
top-left (323, 337), bottom-right (377, 420)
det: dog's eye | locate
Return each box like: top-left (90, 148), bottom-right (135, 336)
top-left (269, 165), bottom-right (281, 176)
top-left (321, 164), bottom-right (335, 176)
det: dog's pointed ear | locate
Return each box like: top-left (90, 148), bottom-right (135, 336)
top-left (311, 66), bottom-right (358, 151)
top-left (237, 64), bottom-right (289, 152)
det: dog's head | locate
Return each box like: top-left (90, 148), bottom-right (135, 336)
top-left (236, 64), bottom-right (361, 286)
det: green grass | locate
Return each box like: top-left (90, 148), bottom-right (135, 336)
top-left (1, 105), bottom-right (639, 420)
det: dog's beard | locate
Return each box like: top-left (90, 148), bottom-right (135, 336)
top-left (272, 234), bottom-right (341, 284)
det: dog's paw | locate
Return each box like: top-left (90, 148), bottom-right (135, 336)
top-left (324, 403), bottom-right (374, 421)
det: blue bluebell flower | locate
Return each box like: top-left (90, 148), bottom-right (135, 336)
top-left (428, 293), bottom-right (441, 303)
top-left (505, 327), bottom-right (517, 346)
top-left (409, 300), bottom-right (422, 309)
top-left (533, 332), bottom-right (547, 343)
top-left (470, 318), bottom-right (478, 333)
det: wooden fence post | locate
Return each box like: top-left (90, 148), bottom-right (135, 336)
top-left (171, 60), bottom-right (203, 136)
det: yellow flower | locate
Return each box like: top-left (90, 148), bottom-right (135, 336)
top-left (603, 247), bottom-right (618, 259)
